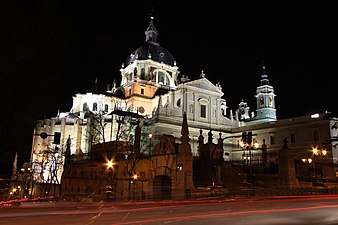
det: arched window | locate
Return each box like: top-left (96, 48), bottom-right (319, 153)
top-left (260, 97), bottom-right (264, 106)
top-left (157, 71), bottom-right (170, 85)
top-left (201, 105), bottom-right (206, 118)
top-left (153, 70), bottom-right (170, 86)
top-left (93, 103), bottom-right (97, 111)
top-left (198, 98), bottom-right (209, 119)
top-left (83, 103), bottom-right (88, 111)
top-left (158, 72), bottom-right (165, 84)
top-left (141, 68), bottom-right (145, 80)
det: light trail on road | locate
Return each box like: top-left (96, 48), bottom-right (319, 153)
top-left (111, 204), bottom-right (338, 225)
top-left (1, 195), bottom-right (338, 225)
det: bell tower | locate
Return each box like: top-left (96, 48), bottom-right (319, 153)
top-left (255, 62), bottom-right (277, 121)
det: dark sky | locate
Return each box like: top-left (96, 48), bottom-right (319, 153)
top-left (58, 2), bottom-right (338, 119)
top-left (1, 1), bottom-right (338, 177)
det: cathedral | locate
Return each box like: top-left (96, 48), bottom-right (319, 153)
top-left (28, 16), bottom-right (338, 200)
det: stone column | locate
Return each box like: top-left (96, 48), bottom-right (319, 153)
top-left (277, 137), bottom-right (299, 188)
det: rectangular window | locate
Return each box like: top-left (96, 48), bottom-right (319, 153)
top-left (290, 133), bottom-right (296, 144)
top-left (313, 130), bottom-right (319, 142)
top-left (141, 88), bottom-right (145, 95)
top-left (270, 134), bottom-right (276, 145)
top-left (201, 105), bottom-right (206, 118)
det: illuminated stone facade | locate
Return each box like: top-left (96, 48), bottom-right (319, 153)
top-left (29, 16), bottom-right (338, 198)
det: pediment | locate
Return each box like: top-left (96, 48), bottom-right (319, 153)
top-left (184, 78), bottom-right (223, 95)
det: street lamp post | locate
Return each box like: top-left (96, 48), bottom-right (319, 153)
top-left (148, 133), bottom-right (152, 155)
top-left (141, 178), bottom-right (145, 200)
top-left (312, 147), bottom-right (327, 178)
top-left (242, 154), bottom-right (250, 173)
top-left (20, 167), bottom-right (33, 198)
top-left (132, 173), bottom-right (138, 201)
top-left (106, 160), bottom-right (115, 201)
top-left (239, 132), bottom-right (259, 183)
top-left (302, 157), bottom-right (313, 181)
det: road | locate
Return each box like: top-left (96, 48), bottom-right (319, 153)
top-left (1, 195), bottom-right (338, 225)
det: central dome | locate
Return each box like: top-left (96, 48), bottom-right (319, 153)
top-left (125, 17), bottom-right (175, 66)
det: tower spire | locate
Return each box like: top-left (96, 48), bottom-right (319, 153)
top-left (12, 152), bottom-right (18, 178)
top-left (262, 60), bottom-right (267, 74)
top-left (94, 77), bottom-right (98, 92)
top-left (178, 112), bottom-right (191, 155)
top-left (260, 60), bottom-right (270, 85)
top-left (145, 8), bottom-right (158, 43)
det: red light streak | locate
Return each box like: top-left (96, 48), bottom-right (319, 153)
top-left (111, 204), bottom-right (338, 225)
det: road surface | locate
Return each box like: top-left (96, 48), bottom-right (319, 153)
top-left (1, 195), bottom-right (338, 225)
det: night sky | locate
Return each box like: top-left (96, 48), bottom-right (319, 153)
top-left (1, 1), bottom-right (338, 177)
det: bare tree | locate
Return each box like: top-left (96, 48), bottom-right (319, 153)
top-left (120, 118), bottom-right (153, 200)
top-left (32, 144), bottom-right (65, 197)
top-left (88, 111), bottom-right (109, 146)
top-left (89, 108), bottom-right (154, 200)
